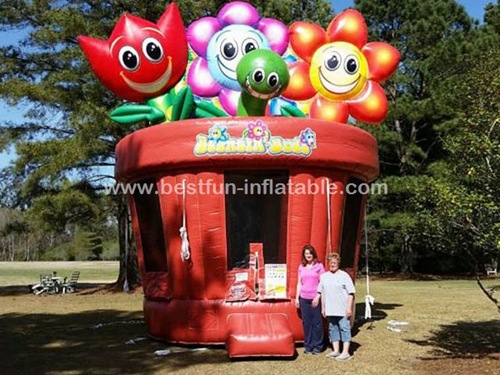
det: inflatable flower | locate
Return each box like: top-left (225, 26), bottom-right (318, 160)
top-left (78, 3), bottom-right (187, 103)
top-left (186, 1), bottom-right (288, 115)
top-left (282, 9), bottom-right (400, 124)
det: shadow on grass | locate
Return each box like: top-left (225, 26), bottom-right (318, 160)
top-left (352, 301), bottom-right (403, 335)
top-left (322, 301), bottom-right (403, 355)
top-left (0, 283), bottom-right (115, 297)
top-left (0, 309), bottom-right (230, 375)
top-left (407, 320), bottom-right (500, 360)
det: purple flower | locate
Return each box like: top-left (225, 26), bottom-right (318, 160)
top-left (247, 120), bottom-right (268, 141)
top-left (300, 128), bottom-right (316, 147)
top-left (187, 2), bottom-right (288, 115)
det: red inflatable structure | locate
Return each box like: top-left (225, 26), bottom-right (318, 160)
top-left (78, 1), bottom-right (399, 358)
top-left (115, 117), bottom-right (378, 356)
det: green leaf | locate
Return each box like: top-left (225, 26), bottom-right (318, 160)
top-left (280, 105), bottom-right (306, 118)
top-left (194, 108), bottom-right (216, 119)
top-left (171, 87), bottom-right (194, 121)
top-left (109, 105), bottom-right (165, 125)
top-left (195, 100), bottom-right (229, 118)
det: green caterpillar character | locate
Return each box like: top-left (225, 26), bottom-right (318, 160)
top-left (236, 49), bottom-right (290, 116)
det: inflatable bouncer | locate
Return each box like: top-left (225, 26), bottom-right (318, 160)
top-left (79, 2), bottom-right (399, 357)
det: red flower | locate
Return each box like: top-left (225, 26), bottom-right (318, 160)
top-left (283, 10), bottom-right (400, 124)
top-left (78, 3), bottom-right (188, 102)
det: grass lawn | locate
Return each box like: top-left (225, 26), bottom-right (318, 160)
top-left (0, 262), bottom-right (498, 375)
top-left (0, 261), bottom-right (119, 286)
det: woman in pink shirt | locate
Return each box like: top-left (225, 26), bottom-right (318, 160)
top-left (295, 244), bottom-right (325, 354)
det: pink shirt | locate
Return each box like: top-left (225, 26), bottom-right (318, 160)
top-left (298, 262), bottom-right (325, 299)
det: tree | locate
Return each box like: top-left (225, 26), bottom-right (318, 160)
top-left (414, 43), bottom-right (499, 310)
top-left (176, 0), bottom-right (332, 26)
top-left (352, 0), bottom-right (499, 273)
top-left (0, 0), bottom-right (333, 289)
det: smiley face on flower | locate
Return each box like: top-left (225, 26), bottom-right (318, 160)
top-left (283, 9), bottom-right (400, 124)
top-left (78, 3), bottom-right (188, 103)
top-left (207, 25), bottom-right (269, 90)
top-left (249, 122), bottom-right (267, 140)
top-left (243, 120), bottom-right (269, 141)
top-left (300, 128), bottom-right (316, 148)
top-left (208, 124), bottom-right (229, 142)
top-left (186, 1), bottom-right (288, 116)
top-left (310, 42), bottom-right (369, 101)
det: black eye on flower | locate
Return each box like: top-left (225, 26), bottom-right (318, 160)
top-left (324, 51), bottom-right (341, 71)
top-left (119, 46), bottom-right (140, 71)
top-left (142, 37), bottom-right (164, 62)
top-left (253, 68), bottom-right (265, 83)
top-left (221, 39), bottom-right (238, 60)
top-left (242, 38), bottom-right (258, 54)
top-left (267, 72), bottom-right (279, 88)
top-left (345, 55), bottom-right (359, 75)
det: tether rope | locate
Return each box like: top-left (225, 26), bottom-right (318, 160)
top-left (364, 204), bottom-right (375, 319)
top-left (180, 179), bottom-right (191, 261)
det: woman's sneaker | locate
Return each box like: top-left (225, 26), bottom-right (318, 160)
top-left (325, 351), bottom-right (340, 358)
top-left (335, 353), bottom-right (352, 361)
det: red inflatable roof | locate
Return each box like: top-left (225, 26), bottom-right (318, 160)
top-left (115, 117), bottom-right (379, 181)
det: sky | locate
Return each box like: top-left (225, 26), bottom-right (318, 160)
top-left (331, 0), bottom-right (491, 21)
top-left (0, 0), bottom-right (494, 169)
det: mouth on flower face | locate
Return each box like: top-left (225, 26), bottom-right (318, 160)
top-left (217, 56), bottom-right (237, 80)
top-left (121, 56), bottom-right (172, 94)
top-left (319, 67), bottom-right (359, 95)
top-left (245, 77), bottom-right (281, 100)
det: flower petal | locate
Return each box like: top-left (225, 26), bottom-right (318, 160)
top-left (219, 88), bottom-right (240, 116)
top-left (187, 17), bottom-right (220, 58)
top-left (310, 96), bottom-right (349, 122)
top-left (327, 9), bottom-right (367, 50)
top-left (348, 81), bottom-right (388, 124)
top-left (282, 61), bottom-right (317, 101)
top-left (289, 22), bottom-right (328, 63)
top-left (362, 42), bottom-right (400, 82)
top-left (187, 57), bottom-right (221, 97)
top-left (218, 1), bottom-right (260, 27)
top-left (258, 18), bottom-right (289, 55)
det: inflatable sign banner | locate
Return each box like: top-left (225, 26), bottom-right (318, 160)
top-left (194, 120), bottom-right (317, 157)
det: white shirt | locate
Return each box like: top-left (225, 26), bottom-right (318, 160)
top-left (317, 270), bottom-right (355, 316)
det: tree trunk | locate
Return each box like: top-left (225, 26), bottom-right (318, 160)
top-left (116, 195), bottom-right (141, 290)
top-left (10, 235), bottom-right (15, 261)
top-left (400, 234), bottom-right (414, 274)
top-left (25, 233), bottom-right (29, 261)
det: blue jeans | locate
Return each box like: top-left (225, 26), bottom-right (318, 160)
top-left (299, 297), bottom-right (324, 352)
top-left (327, 316), bottom-right (351, 343)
